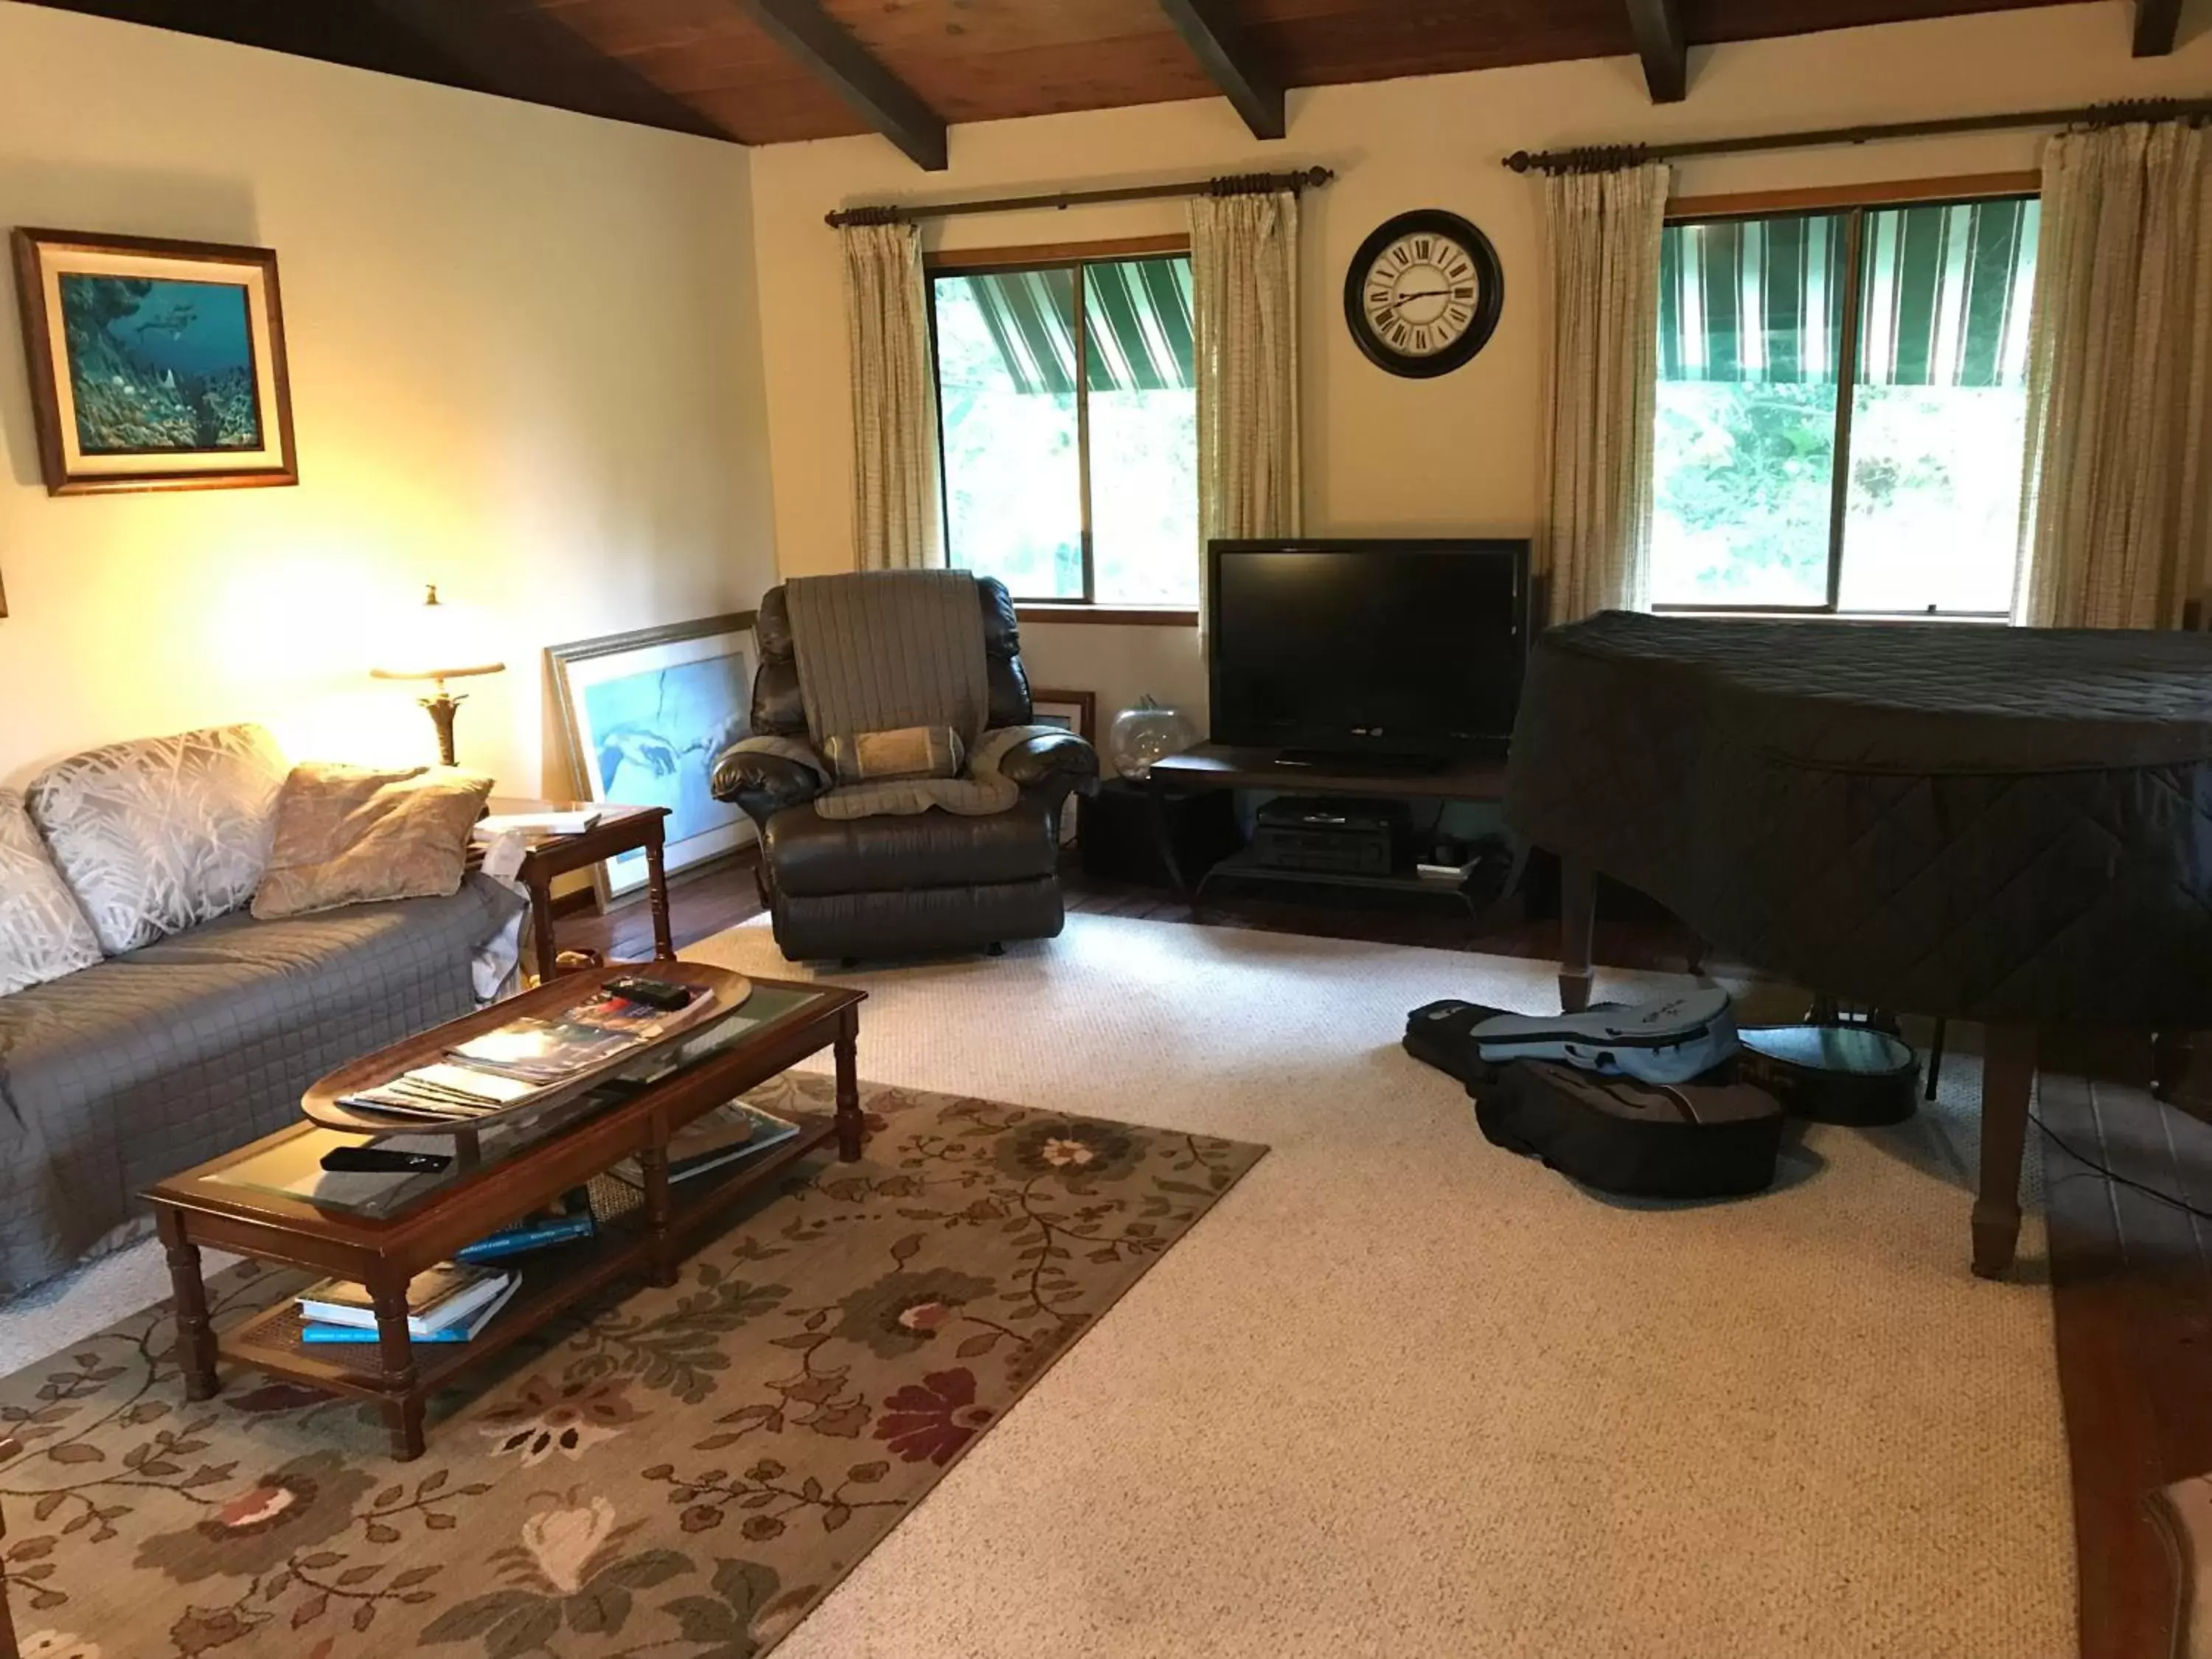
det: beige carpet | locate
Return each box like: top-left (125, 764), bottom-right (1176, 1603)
top-left (0, 914), bottom-right (2073, 1656)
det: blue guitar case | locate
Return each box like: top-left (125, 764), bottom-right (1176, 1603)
top-left (1470, 988), bottom-right (1738, 1085)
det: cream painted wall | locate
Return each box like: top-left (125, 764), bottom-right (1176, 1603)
top-left (748, 1), bottom-right (2212, 745)
top-left (0, 1), bottom-right (776, 794)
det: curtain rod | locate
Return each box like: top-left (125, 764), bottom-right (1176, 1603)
top-left (1503, 96), bottom-right (2212, 175)
top-left (824, 165), bottom-right (1335, 228)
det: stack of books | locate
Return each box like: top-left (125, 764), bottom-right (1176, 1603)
top-left (336, 983), bottom-right (714, 1124)
top-left (456, 1188), bottom-right (597, 1264)
top-left (612, 1102), bottom-right (801, 1189)
top-left (296, 1264), bottom-right (520, 1346)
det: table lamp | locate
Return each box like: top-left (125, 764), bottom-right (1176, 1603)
top-left (370, 584), bottom-right (506, 766)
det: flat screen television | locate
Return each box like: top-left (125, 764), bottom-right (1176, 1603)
top-left (1207, 538), bottom-right (1528, 763)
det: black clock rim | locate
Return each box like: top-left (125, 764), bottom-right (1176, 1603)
top-left (1343, 209), bottom-right (1505, 380)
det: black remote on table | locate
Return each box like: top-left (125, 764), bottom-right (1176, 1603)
top-left (604, 975), bottom-right (696, 1012)
top-left (320, 1147), bottom-right (452, 1175)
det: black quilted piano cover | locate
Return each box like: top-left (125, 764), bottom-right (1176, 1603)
top-left (1505, 612), bottom-right (2212, 1025)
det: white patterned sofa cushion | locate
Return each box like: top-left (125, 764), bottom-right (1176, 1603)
top-left (0, 789), bottom-right (102, 995)
top-left (27, 723), bottom-right (288, 954)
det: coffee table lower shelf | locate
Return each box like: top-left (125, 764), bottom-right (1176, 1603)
top-left (215, 1110), bottom-right (837, 1419)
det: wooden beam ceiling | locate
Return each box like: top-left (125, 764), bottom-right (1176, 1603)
top-left (1625, 0), bottom-right (1688, 102)
top-left (22, 1), bottom-right (2110, 152)
top-left (2134, 0), bottom-right (2183, 56)
top-left (730, 0), bottom-right (947, 168)
top-left (1157, 0), bottom-right (1287, 140)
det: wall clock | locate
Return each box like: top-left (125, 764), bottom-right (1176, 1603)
top-left (1343, 209), bottom-right (1504, 378)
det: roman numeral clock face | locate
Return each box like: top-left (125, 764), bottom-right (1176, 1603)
top-left (1343, 210), bottom-right (1504, 379)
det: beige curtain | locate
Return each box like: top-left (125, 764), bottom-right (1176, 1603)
top-left (840, 220), bottom-right (943, 570)
top-left (2017, 122), bottom-right (2212, 629)
top-left (1190, 191), bottom-right (1304, 595)
top-left (1534, 164), bottom-right (1670, 624)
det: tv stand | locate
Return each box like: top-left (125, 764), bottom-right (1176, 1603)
top-left (1139, 743), bottom-right (1525, 937)
top-left (1273, 749), bottom-right (1450, 778)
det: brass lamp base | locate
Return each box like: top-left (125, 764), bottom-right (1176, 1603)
top-left (420, 690), bottom-right (467, 767)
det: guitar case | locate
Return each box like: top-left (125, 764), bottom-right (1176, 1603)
top-left (1735, 1025), bottom-right (1920, 1125)
top-left (1468, 988), bottom-right (1739, 1085)
top-left (1475, 1061), bottom-right (1785, 1200)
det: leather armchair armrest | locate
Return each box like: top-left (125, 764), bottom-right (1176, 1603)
top-left (998, 731), bottom-right (1100, 799)
top-left (710, 747), bottom-right (827, 824)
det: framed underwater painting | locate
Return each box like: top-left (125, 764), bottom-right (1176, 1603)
top-left (10, 229), bottom-right (297, 495)
top-left (549, 613), bottom-right (759, 906)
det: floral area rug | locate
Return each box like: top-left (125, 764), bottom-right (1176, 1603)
top-left (0, 1074), bottom-right (1264, 1658)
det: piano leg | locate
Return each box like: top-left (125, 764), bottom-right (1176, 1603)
top-left (1972, 1026), bottom-right (2038, 1279)
top-left (1558, 854), bottom-right (1596, 1013)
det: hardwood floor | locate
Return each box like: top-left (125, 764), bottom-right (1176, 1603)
top-left (557, 852), bottom-right (2210, 1659)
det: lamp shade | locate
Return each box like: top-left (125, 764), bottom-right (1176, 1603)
top-left (369, 584), bottom-right (506, 683)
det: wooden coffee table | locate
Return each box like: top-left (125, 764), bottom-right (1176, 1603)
top-left (143, 964), bottom-right (864, 1461)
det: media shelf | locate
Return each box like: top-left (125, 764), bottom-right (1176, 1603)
top-left (1141, 743), bottom-right (1526, 939)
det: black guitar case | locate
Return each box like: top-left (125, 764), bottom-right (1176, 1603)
top-left (1475, 1062), bottom-right (1785, 1200)
top-left (1735, 1025), bottom-right (1920, 1125)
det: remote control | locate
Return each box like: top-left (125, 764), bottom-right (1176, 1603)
top-left (321, 1147), bottom-right (452, 1175)
top-left (604, 975), bottom-right (697, 1012)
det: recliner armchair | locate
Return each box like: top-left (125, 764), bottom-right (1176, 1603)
top-left (709, 575), bottom-right (1099, 961)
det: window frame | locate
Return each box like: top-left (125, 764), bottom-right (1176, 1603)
top-left (925, 234), bottom-right (1195, 616)
top-left (1652, 171), bottom-right (2041, 622)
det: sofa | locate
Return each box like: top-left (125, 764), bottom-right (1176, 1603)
top-left (0, 723), bottom-right (524, 1296)
top-left (709, 574), bottom-right (1098, 962)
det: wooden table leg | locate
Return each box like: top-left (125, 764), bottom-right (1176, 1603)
top-left (156, 1207), bottom-right (219, 1402)
top-left (1972, 1025), bottom-right (2038, 1280)
top-left (372, 1279), bottom-right (425, 1461)
top-left (835, 1006), bottom-right (863, 1161)
top-left (639, 1139), bottom-right (678, 1289)
top-left (1558, 853), bottom-right (1596, 1014)
top-left (644, 820), bottom-right (676, 961)
top-left (528, 866), bottom-right (558, 987)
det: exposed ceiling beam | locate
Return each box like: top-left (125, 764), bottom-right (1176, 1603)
top-left (1624, 0), bottom-right (1688, 103)
top-left (2135, 0), bottom-right (2183, 56)
top-left (366, 0), bottom-right (732, 141)
top-left (731, 0), bottom-right (947, 170)
top-left (1155, 0), bottom-right (1286, 142)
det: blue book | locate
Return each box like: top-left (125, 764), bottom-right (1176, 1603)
top-left (455, 1214), bottom-right (596, 1263)
top-left (301, 1323), bottom-right (472, 1345)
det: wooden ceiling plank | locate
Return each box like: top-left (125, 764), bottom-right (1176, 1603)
top-left (1624, 0), bottom-right (1686, 102)
top-left (2135, 0), bottom-right (2183, 56)
top-left (729, 0), bottom-right (947, 169)
top-left (364, 0), bottom-right (736, 139)
top-left (1155, 0), bottom-right (1286, 140)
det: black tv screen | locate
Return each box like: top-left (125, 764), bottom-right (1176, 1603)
top-left (1207, 538), bottom-right (1528, 759)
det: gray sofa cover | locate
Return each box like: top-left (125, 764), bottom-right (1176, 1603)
top-left (0, 872), bottom-right (523, 1295)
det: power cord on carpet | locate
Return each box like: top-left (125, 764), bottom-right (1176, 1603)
top-left (2031, 1110), bottom-right (2212, 1223)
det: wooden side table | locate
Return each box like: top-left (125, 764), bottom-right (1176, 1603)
top-left (479, 801), bottom-right (676, 981)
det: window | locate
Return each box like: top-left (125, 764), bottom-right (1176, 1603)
top-left (930, 249), bottom-right (1198, 608)
top-left (1652, 193), bottom-right (2041, 615)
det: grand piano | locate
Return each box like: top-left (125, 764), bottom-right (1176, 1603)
top-left (1505, 611), bottom-right (2212, 1276)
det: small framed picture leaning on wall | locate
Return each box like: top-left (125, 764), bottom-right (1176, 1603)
top-left (549, 614), bottom-right (760, 907)
top-left (11, 228), bottom-right (297, 495)
top-left (1029, 689), bottom-right (1096, 846)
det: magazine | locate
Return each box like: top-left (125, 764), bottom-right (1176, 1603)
top-left (611, 1104), bottom-right (801, 1189)
top-left (447, 988), bottom-right (711, 1085)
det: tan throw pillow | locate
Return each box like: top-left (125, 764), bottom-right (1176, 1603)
top-left (251, 764), bottom-right (493, 920)
top-left (822, 725), bottom-right (965, 784)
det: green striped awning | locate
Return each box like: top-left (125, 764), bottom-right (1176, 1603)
top-left (1660, 198), bottom-right (2039, 389)
top-left (963, 255), bottom-right (1195, 397)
